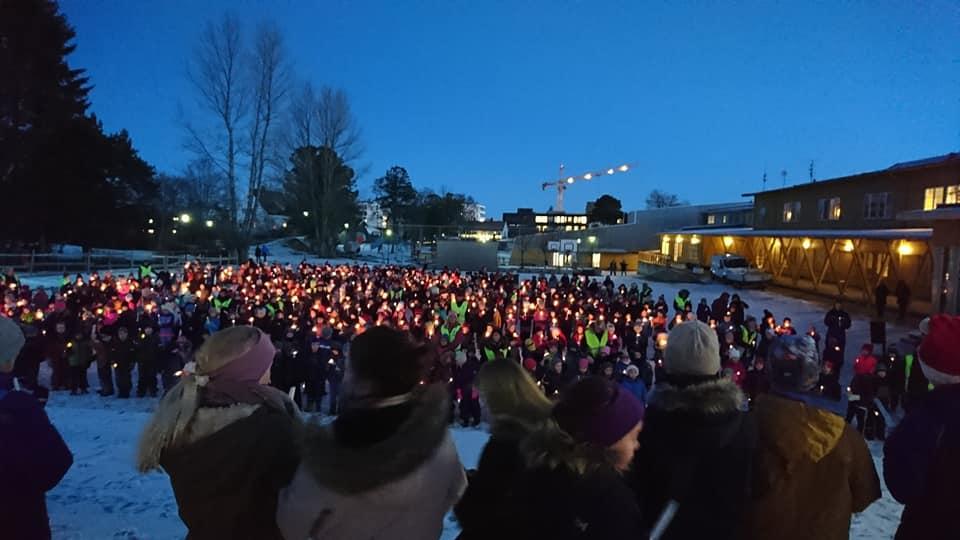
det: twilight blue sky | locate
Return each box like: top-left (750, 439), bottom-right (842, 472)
top-left (60, 0), bottom-right (960, 218)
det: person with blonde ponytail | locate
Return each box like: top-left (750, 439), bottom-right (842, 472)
top-left (454, 358), bottom-right (553, 539)
top-left (137, 326), bottom-right (299, 540)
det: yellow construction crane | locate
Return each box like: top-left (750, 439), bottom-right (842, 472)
top-left (541, 162), bottom-right (633, 213)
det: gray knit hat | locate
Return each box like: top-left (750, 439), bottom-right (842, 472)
top-left (0, 316), bottom-right (26, 368)
top-left (664, 320), bottom-right (721, 376)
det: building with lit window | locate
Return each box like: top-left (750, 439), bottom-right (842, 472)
top-left (501, 208), bottom-right (589, 238)
top-left (463, 203), bottom-right (487, 222)
top-left (656, 153), bottom-right (960, 313)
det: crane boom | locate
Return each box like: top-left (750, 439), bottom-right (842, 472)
top-left (540, 163), bottom-right (632, 212)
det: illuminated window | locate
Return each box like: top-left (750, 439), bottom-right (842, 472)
top-left (661, 235), bottom-right (671, 257)
top-left (707, 214), bottom-right (716, 225)
top-left (782, 201), bottom-right (801, 223)
top-left (818, 197), bottom-right (841, 221)
top-left (577, 216), bottom-right (588, 224)
top-left (864, 193), bottom-right (890, 219)
top-left (925, 187), bottom-right (943, 210)
top-left (947, 185), bottom-right (960, 205)
top-left (722, 215), bottom-right (729, 224)
top-left (535, 215), bottom-right (549, 224)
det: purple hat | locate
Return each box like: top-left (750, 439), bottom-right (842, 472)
top-left (554, 377), bottom-right (645, 448)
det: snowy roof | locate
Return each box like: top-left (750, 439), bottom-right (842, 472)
top-left (661, 227), bottom-right (933, 240)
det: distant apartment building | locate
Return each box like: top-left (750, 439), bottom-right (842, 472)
top-left (501, 208), bottom-right (589, 238)
top-left (359, 201), bottom-right (386, 235)
top-left (463, 203), bottom-right (487, 222)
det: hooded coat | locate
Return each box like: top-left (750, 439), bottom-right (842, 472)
top-left (0, 375), bottom-right (73, 540)
top-left (157, 403), bottom-right (300, 540)
top-left (497, 421), bottom-right (645, 539)
top-left (883, 383), bottom-right (960, 540)
top-left (454, 417), bottom-right (541, 540)
top-left (276, 385), bottom-right (467, 540)
top-left (742, 393), bottom-right (881, 540)
top-left (631, 377), bottom-right (756, 540)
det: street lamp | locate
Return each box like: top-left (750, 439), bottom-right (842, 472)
top-left (385, 228), bottom-right (393, 237)
top-left (171, 228), bottom-right (178, 235)
top-left (205, 220), bottom-right (214, 228)
top-left (302, 210), bottom-right (310, 217)
top-left (180, 213), bottom-right (192, 224)
top-left (587, 235), bottom-right (597, 244)
top-left (282, 222), bottom-right (288, 229)
top-left (148, 218), bottom-right (154, 224)
top-left (147, 228), bottom-right (155, 235)
top-left (343, 223), bottom-right (350, 229)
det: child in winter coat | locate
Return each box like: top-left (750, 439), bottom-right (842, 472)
top-left (723, 347), bottom-right (747, 388)
top-left (818, 361), bottom-right (842, 401)
top-left (67, 331), bottom-right (92, 394)
top-left (136, 325), bottom-right (160, 397)
top-left (853, 344), bottom-right (878, 376)
top-left (619, 364), bottom-right (647, 403)
top-left (453, 350), bottom-right (482, 427)
top-left (542, 358), bottom-right (570, 399)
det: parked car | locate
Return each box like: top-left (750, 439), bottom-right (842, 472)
top-left (710, 254), bottom-right (772, 287)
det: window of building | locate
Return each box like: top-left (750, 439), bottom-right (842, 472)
top-left (534, 215), bottom-right (549, 224)
top-left (782, 201), bottom-right (801, 223)
top-left (923, 185), bottom-right (960, 210)
top-left (721, 214), bottom-right (729, 224)
top-left (706, 214), bottom-right (716, 225)
top-left (818, 197), bottom-right (841, 221)
top-left (864, 192), bottom-right (891, 219)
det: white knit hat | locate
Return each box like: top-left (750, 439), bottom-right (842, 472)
top-left (0, 316), bottom-right (26, 368)
top-left (664, 320), bottom-right (720, 376)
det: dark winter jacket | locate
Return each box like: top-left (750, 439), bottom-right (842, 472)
top-left (501, 421), bottom-right (645, 539)
top-left (0, 373), bottom-right (73, 540)
top-left (884, 384), bottom-right (960, 540)
top-left (823, 308), bottom-right (851, 342)
top-left (631, 377), bottom-right (756, 540)
top-left (455, 417), bottom-right (542, 540)
top-left (742, 393), bottom-right (881, 540)
top-left (159, 403), bottom-right (300, 540)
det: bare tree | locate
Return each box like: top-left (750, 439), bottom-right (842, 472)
top-left (241, 22), bottom-right (289, 234)
top-left (184, 13), bottom-right (246, 229)
top-left (285, 83), bottom-right (363, 255)
top-left (645, 189), bottom-right (686, 209)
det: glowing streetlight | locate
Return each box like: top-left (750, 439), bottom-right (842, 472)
top-left (343, 223), bottom-right (350, 229)
top-left (180, 213), bottom-right (192, 224)
top-left (171, 229), bottom-right (178, 235)
top-left (385, 228), bottom-right (394, 237)
top-left (147, 228), bottom-right (155, 235)
top-left (148, 218), bottom-right (154, 224)
top-left (282, 222), bottom-right (288, 229)
top-left (302, 210), bottom-right (310, 217)
top-left (205, 220), bottom-right (214, 228)
top-left (587, 235), bottom-right (597, 244)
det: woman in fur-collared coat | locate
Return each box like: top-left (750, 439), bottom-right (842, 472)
top-left (136, 326), bottom-right (300, 540)
top-left (276, 326), bottom-right (467, 540)
top-left (631, 320), bottom-right (757, 540)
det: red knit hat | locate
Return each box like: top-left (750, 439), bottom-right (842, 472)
top-left (917, 315), bottom-right (960, 385)
top-left (523, 358), bottom-right (538, 372)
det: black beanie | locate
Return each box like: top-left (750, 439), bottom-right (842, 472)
top-left (349, 326), bottom-right (428, 397)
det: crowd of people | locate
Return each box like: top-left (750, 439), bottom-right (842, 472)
top-left (0, 259), bottom-right (957, 539)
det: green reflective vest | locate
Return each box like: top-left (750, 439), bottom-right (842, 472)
top-left (585, 329), bottom-right (608, 357)
top-left (740, 326), bottom-right (757, 348)
top-left (450, 298), bottom-right (468, 324)
top-left (674, 295), bottom-right (689, 310)
top-left (213, 297), bottom-right (233, 311)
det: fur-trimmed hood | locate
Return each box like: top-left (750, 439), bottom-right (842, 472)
top-left (299, 384), bottom-right (451, 495)
top-left (648, 377), bottom-right (744, 415)
top-left (519, 418), bottom-right (614, 477)
top-left (643, 377), bottom-right (751, 453)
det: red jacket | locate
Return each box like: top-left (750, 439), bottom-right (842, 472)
top-left (853, 354), bottom-right (877, 376)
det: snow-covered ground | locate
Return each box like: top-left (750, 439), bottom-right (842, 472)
top-left (38, 277), bottom-right (910, 539)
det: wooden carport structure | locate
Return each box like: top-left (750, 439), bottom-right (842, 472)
top-left (659, 228), bottom-right (934, 309)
